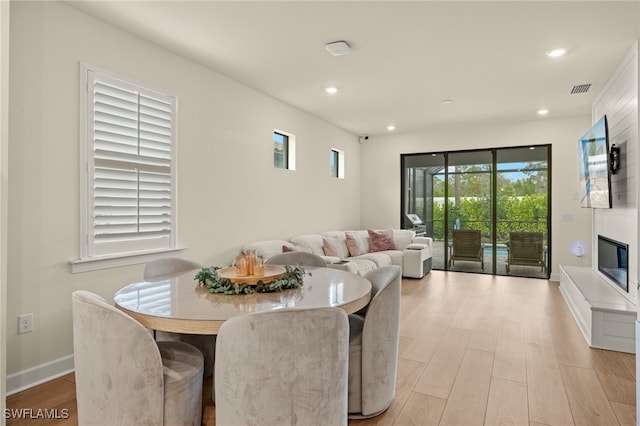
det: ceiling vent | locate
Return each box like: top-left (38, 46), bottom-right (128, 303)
top-left (325, 41), bottom-right (351, 56)
top-left (570, 84), bottom-right (592, 94)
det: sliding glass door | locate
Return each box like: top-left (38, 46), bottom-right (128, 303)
top-left (447, 151), bottom-right (494, 273)
top-left (495, 147), bottom-right (549, 278)
top-left (401, 145), bottom-right (550, 279)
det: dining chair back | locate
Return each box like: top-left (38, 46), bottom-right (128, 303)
top-left (265, 251), bottom-right (326, 267)
top-left (215, 307), bottom-right (349, 426)
top-left (144, 257), bottom-right (216, 379)
top-left (144, 257), bottom-right (203, 280)
top-left (348, 265), bottom-right (401, 418)
top-left (72, 290), bottom-right (203, 425)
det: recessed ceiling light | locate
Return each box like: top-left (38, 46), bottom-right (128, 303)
top-left (325, 87), bottom-right (338, 94)
top-left (537, 109), bottom-right (549, 115)
top-left (442, 99), bottom-right (453, 104)
top-left (546, 48), bottom-right (567, 58)
top-left (387, 125), bottom-right (396, 131)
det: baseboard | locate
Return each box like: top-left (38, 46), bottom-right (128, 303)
top-left (549, 272), bottom-right (560, 282)
top-left (6, 354), bottom-right (74, 396)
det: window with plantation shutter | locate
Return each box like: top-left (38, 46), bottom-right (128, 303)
top-left (78, 64), bottom-right (177, 263)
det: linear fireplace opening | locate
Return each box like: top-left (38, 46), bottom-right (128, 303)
top-left (597, 235), bottom-right (629, 293)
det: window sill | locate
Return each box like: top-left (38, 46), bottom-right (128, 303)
top-left (69, 247), bottom-right (185, 274)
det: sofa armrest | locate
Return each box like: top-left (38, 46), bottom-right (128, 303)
top-left (412, 236), bottom-right (432, 247)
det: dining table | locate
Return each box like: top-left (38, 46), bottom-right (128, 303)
top-left (114, 265), bottom-right (372, 334)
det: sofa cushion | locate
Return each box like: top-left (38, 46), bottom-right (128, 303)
top-left (289, 234), bottom-right (325, 257)
top-left (345, 231), bottom-right (367, 257)
top-left (347, 258), bottom-right (377, 276)
top-left (368, 229), bottom-right (397, 252)
top-left (323, 236), bottom-right (345, 259)
top-left (350, 252), bottom-right (393, 268)
top-left (282, 244), bottom-right (312, 254)
top-left (393, 229), bottom-right (416, 250)
top-left (242, 240), bottom-right (292, 261)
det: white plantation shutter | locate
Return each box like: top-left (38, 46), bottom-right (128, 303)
top-left (82, 67), bottom-right (176, 258)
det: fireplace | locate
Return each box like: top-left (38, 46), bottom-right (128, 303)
top-left (597, 235), bottom-right (629, 293)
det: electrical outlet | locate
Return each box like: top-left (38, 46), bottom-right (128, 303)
top-left (18, 313), bottom-right (33, 334)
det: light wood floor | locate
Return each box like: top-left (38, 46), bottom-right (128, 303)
top-left (6, 271), bottom-right (637, 425)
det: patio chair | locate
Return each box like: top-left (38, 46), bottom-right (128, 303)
top-left (506, 232), bottom-right (546, 274)
top-left (449, 229), bottom-right (484, 271)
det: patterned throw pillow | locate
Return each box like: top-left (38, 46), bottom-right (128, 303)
top-left (322, 236), bottom-right (344, 259)
top-left (368, 228), bottom-right (397, 252)
top-left (345, 231), bottom-right (366, 257)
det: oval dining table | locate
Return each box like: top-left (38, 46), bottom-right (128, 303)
top-left (114, 266), bottom-right (372, 334)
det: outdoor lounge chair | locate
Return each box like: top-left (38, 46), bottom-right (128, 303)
top-left (449, 229), bottom-right (484, 271)
top-left (506, 232), bottom-right (546, 274)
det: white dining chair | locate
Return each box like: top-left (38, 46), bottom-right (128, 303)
top-left (72, 290), bottom-right (204, 425)
top-left (348, 265), bottom-right (402, 418)
top-left (215, 307), bottom-right (350, 426)
top-left (144, 257), bottom-right (217, 379)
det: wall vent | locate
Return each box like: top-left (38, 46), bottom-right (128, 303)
top-left (570, 84), bottom-right (592, 94)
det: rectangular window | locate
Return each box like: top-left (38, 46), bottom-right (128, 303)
top-left (330, 148), bottom-right (344, 179)
top-left (78, 64), bottom-right (177, 261)
top-left (273, 129), bottom-right (296, 170)
top-left (273, 132), bottom-right (288, 169)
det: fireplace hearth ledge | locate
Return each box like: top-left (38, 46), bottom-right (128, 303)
top-left (559, 265), bottom-right (636, 354)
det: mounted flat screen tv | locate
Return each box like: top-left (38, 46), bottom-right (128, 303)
top-left (598, 235), bottom-right (628, 293)
top-left (578, 115), bottom-right (611, 208)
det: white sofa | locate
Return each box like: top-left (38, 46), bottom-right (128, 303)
top-left (242, 229), bottom-right (432, 278)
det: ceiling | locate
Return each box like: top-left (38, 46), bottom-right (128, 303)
top-left (67, 1), bottom-right (640, 137)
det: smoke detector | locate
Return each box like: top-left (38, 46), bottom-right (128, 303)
top-left (325, 41), bottom-right (351, 56)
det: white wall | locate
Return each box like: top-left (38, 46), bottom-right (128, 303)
top-left (360, 117), bottom-right (594, 278)
top-left (592, 42), bottom-right (639, 306)
top-left (0, 0), bottom-right (9, 419)
top-left (7, 1), bottom-right (360, 388)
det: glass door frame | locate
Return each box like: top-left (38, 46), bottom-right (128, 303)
top-left (401, 145), bottom-right (551, 278)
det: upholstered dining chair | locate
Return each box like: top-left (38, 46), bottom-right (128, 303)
top-left (72, 290), bottom-right (203, 425)
top-left (215, 307), bottom-right (350, 426)
top-left (265, 251), bottom-right (326, 267)
top-left (144, 257), bottom-right (217, 379)
top-left (348, 265), bottom-right (402, 419)
top-left (143, 257), bottom-right (203, 280)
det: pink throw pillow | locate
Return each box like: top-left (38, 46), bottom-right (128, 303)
top-left (345, 232), bottom-right (366, 257)
top-left (368, 228), bottom-right (397, 252)
top-left (282, 244), bottom-right (312, 254)
top-left (322, 236), bottom-right (344, 259)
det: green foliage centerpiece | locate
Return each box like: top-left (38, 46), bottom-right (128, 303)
top-left (195, 265), bottom-right (306, 295)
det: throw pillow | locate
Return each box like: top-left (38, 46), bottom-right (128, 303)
top-left (345, 231), bottom-right (366, 257)
top-left (368, 228), bottom-right (397, 252)
top-left (282, 244), bottom-right (312, 254)
top-left (322, 236), bottom-right (344, 259)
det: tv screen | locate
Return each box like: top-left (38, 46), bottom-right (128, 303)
top-left (598, 235), bottom-right (628, 293)
top-left (578, 115), bottom-right (611, 208)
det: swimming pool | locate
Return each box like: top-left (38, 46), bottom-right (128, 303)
top-left (483, 245), bottom-right (508, 256)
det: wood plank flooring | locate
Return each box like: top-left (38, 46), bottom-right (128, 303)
top-left (7, 271), bottom-right (637, 425)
